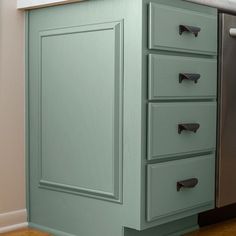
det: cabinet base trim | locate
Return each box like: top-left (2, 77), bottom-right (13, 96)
top-left (125, 215), bottom-right (199, 236)
top-left (29, 223), bottom-right (76, 236)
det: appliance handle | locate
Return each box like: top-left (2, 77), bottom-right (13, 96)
top-left (229, 28), bottom-right (236, 37)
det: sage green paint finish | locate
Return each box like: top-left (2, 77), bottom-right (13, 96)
top-left (28, 0), bottom-right (146, 235)
top-left (25, 11), bottom-right (30, 221)
top-left (124, 215), bottom-right (198, 236)
top-left (148, 54), bottom-right (217, 100)
top-left (39, 22), bottom-right (123, 202)
top-left (149, 2), bottom-right (217, 55)
top-left (30, 215), bottom-right (198, 236)
top-left (147, 154), bottom-right (215, 222)
top-left (29, 223), bottom-right (76, 236)
top-left (148, 102), bottom-right (217, 160)
top-left (27, 0), bottom-right (218, 235)
top-left (140, 0), bottom-right (217, 230)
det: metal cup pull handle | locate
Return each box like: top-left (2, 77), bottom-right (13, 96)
top-left (178, 123), bottom-right (200, 134)
top-left (179, 73), bottom-right (201, 84)
top-left (179, 25), bottom-right (201, 37)
top-left (177, 178), bottom-right (199, 192)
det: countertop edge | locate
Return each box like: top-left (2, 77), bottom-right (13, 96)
top-left (17, 0), bottom-right (236, 13)
top-left (17, 0), bottom-right (85, 10)
top-left (185, 0), bottom-right (236, 13)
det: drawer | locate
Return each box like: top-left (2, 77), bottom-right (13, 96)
top-left (148, 54), bottom-right (217, 100)
top-left (149, 3), bottom-right (217, 54)
top-left (147, 102), bottom-right (216, 160)
top-left (147, 154), bottom-right (215, 222)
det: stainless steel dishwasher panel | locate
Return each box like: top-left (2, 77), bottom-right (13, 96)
top-left (217, 13), bottom-right (236, 207)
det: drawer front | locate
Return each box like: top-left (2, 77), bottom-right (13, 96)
top-left (149, 3), bottom-right (217, 54)
top-left (148, 54), bottom-right (217, 100)
top-left (147, 154), bottom-right (215, 222)
top-left (147, 102), bottom-right (216, 160)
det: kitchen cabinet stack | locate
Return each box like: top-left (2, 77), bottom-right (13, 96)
top-left (146, 0), bottom-right (217, 223)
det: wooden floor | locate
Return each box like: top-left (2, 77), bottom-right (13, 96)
top-left (0, 228), bottom-right (51, 236)
top-left (186, 218), bottom-right (236, 236)
top-left (3, 220), bottom-right (236, 236)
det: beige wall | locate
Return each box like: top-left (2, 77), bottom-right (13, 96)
top-left (0, 0), bottom-right (26, 228)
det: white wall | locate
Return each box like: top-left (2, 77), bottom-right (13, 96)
top-left (0, 0), bottom-right (26, 232)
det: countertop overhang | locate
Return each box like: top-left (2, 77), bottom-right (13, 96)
top-left (17, 0), bottom-right (236, 12)
top-left (186, 0), bottom-right (236, 12)
top-left (17, 0), bottom-right (85, 9)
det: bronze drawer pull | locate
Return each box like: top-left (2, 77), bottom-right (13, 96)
top-left (179, 25), bottom-right (201, 37)
top-left (178, 123), bottom-right (200, 134)
top-left (177, 178), bottom-right (199, 191)
top-left (179, 73), bottom-right (201, 84)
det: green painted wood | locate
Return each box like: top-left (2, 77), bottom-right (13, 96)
top-left (149, 2), bottom-right (217, 55)
top-left (124, 215), bottom-right (198, 236)
top-left (38, 21), bottom-right (123, 202)
top-left (140, 0), bottom-right (217, 230)
top-left (148, 102), bottom-right (217, 160)
top-left (148, 54), bottom-right (217, 100)
top-left (30, 215), bottom-right (198, 236)
top-left (25, 11), bottom-right (31, 222)
top-left (27, 0), bottom-right (218, 235)
top-left (28, 0), bottom-right (145, 235)
top-left (147, 154), bottom-right (215, 222)
top-left (29, 223), bottom-right (76, 236)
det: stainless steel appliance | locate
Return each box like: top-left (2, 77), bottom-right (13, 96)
top-left (217, 13), bottom-right (236, 207)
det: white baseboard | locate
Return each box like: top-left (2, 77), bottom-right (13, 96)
top-left (0, 222), bottom-right (28, 233)
top-left (0, 209), bottom-right (28, 233)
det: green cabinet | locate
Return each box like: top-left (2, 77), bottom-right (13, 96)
top-left (147, 154), bottom-right (215, 222)
top-left (148, 102), bottom-right (216, 160)
top-left (27, 0), bottom-right (218, 236)
top-left (149, 2), bottom-right (217, 54)
top-left (148, 54), bottom-right (217, 100)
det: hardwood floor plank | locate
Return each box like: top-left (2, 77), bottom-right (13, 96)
top-left (186, 218), bottom-right (236, 236)
top-left (0, 228), bottom-right (51, 236)
top-left (3, 220), bottom-right (236, 236)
